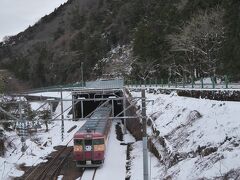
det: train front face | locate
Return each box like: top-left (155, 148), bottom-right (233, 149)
top-left (74, 133), bottom-right (105, 167)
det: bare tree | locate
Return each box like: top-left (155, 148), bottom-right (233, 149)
top-left (97, 45), bottom-right (133, 78)
top-left (168, 7), bottom-right (225, 80)
top-left (131, 57), bottom-right (160, 83)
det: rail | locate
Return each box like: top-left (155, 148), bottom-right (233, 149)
top-left (80, 168), bottom-right (97, 180)
top-left (19, 138), bottom-right (74, 180)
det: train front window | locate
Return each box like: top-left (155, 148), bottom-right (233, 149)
top-left (85, 139), bottom-right (92, 146)
top-left (93, 139), bottom-right (104, 145)
top-left (84, 139), bottom-right (93, 151)
top-left (74, 139), bottom-right (83, 145)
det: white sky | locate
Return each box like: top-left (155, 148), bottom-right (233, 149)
top-left (0, 0), bottom-right (68, 41)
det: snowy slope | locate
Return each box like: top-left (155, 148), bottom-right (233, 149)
top-left (131, 91), bottom-right (240, 179)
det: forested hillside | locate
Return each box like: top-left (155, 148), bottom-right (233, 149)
top-left (0, 0), bottom-right (239, 87)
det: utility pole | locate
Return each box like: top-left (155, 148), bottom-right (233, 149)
top-left (142, 88), bottom-right (149, 180)
top-left (81, 99), bottom-right (84, 118)
top-left (81, 62), bottom-right (84, 87)
top-left (123, 87), bottom-right (127, 134)
top-left (18, 99), bottom-right (26, 153)
top-left (60, 89), bottom-right (64, 141)
top-left (72, 93), bottom-right (76, 120)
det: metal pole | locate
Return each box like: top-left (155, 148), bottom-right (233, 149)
top-left (19, 100), bottom-right (25, 153)
top-left (19, 100), bottom-right (22, 120)
top-left (225, 75), bottom-right (228, 89)
top-left (191, 77), bottom-right (194, 88)
top-left (49, 101), bottom-right (53, 119)
top-left (211, 76), bottom-right (215, 89)
top-left (112, 100), bottom-right (114, 117)
top-left (123, 87), bottom-right (127, 134)
top-left (142, 88), bottom-right (149, 180)
top-left (183, 77), bottom-right (185, 88)
top-left (60, 89), bottom-right (64, 141)
top-left (81, 100), bottom-right (84, 118)
top-left (201, 77), bottom-right (204, 89)
top-left (72, 94), bottom-right (76, 120)
top-left (81, 62), bottom-right (84, 86)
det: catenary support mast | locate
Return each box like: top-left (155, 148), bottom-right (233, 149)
top-left (142, 88), bottom-right (149, 180)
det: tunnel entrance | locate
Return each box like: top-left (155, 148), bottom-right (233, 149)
top-left (71, 87), bottom-right (143, 141)
top-left (72, 90), bottom-right (124, 119)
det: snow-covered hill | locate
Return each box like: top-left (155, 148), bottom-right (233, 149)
top-left (131, 91), bottom-right (240, 179)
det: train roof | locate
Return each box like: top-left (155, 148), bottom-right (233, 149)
top-left (76, 105), bottom-right (111, 135)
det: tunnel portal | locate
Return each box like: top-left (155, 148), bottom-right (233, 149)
top-left (72, 89), bottom-right (124, 119)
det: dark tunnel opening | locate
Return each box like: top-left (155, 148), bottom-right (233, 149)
top-left (73, 90), bottom-right (124, 119)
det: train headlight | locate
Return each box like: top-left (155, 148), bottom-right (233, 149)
top-left (94, 144), bottom-right (105, 151)
top-left (74, 145), bottom-right (83, 152)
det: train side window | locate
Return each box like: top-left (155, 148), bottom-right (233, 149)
top-left (74, 139), bottom-right (83, 145)
top-left (93, 139), bottom-right (104, 145)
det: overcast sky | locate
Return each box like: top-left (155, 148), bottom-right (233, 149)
top-left (0, 0), bottom-right (68, 41)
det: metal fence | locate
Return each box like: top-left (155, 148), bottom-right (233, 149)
top-left (125, 77), bottom-right (240, 90)
top-left (25, 78), bottom-right (124, 94)
top-left (20, 77), bottom-right (240, 93)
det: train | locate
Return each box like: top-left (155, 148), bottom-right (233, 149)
top-left (73, 104), bottom-right (112, 167)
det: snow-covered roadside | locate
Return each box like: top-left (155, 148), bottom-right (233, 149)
top-left (131, 91), bottom-right (240, 179)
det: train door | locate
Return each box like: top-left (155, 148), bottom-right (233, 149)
top-left (84, 139), bottom-right (93, 162)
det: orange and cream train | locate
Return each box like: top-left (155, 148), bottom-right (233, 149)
top-left (73, 105), bottom-right (112, 167)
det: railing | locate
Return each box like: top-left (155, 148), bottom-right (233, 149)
top-left (125, 79), bottom-right (240, 90)
top-left (126, 83), bottom-right (240, 90)
top-left (21, 78), bottom-right (240, 94)
top-left (24, 79), bottom-right (124, 94)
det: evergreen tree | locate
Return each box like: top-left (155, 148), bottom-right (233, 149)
top-left (221, 0), bottom-right (240, 80)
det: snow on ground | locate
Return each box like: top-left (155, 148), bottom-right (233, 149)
top-left (1, 120), bottom-right (85, 179)
top-left (0, 91), bottom-right (85, 179)
top-left (94, 121), bottom-right (127, 180)
top-left (30, 91), bottom-right (73, 118)
top-left (30, 101), bottom-right (49, 111)
top-left (29, 91), bottom-right (71, 99)
top-left (3, 88), bottom-right (240, 179)
top-left (130, 141), bottom-right (160, 180)
top-left (131, 91), bottom-right (240, 179)
top-left (81, 169), bottom-right (96, 180)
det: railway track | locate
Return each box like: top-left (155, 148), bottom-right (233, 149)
top-left (18, 146), bottom-right (72, 180)
top-left (17, 138), bottom-right (74, 180)
top-left (80, 168), bottom-right (97, 180)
